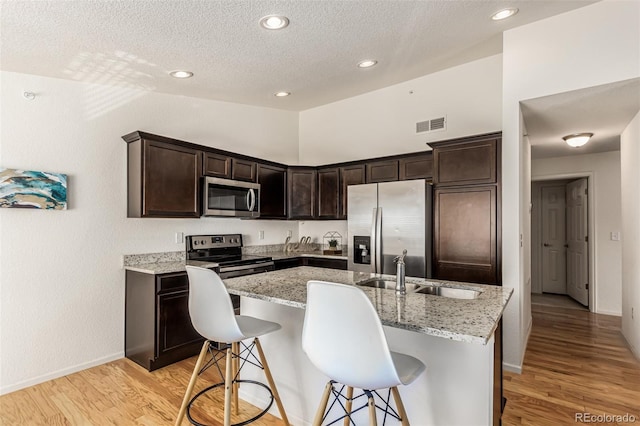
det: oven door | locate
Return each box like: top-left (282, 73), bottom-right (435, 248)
top-left (218, 261), bottom-right (275, 279)
top-left (203, 177), bottom-right (260, 218)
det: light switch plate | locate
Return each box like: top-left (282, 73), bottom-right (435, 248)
top-left (611, 231), bottom-right (621, 241)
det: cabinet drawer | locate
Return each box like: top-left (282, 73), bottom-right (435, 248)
top-left (156, 273), bottom-right (189, 293)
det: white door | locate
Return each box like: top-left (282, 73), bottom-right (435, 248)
top-left (541, 185), bottom-right (567, 294)
top-left (566, 178), bottom-right (589, 306)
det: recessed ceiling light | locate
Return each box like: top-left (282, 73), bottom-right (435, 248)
top-left (169, 70), bottom-right (193, 79)
top-left (260, 15), bottom-right (289, 30)
top-left (491, 8), bottom-right (518, 21)
top-left (563, 133), bottom-right (593, 148)
top-left (274, 91), bottom-right (291, 97)
top-left (358, 60), bottom-right (378, 68)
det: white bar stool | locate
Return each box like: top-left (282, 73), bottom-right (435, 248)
top-left (175, 266), bottom-right (290, 426)
top-left (302, 280), bottom-right (426, 426)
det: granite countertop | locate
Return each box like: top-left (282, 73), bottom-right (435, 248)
top-left (223, 266), bottom-right (512, 345)
top-left (123, 250), bottom-right (347, 274)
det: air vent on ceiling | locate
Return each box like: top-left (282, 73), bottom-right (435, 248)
top-left (416, 115), bottom-right (447, 134)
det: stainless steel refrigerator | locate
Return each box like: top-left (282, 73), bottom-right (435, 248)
top-left (347, 180), bottom-right (433, 278)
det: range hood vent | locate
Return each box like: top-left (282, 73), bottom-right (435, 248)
top-left (416, 116), bottom-right (447, 134)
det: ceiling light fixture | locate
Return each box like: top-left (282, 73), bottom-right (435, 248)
top-left (563, 133), bottom-right (593, 148)
top-left (358, 59), bottom-right (378, 68)
top-left (274, 91), bottom-right (290, 97)
top-left (260, 15), bottom-right (289, 30)
top-left (169, 70), bottom-right (193, 79)
top-left (491, 8), bottom-right (518, 20)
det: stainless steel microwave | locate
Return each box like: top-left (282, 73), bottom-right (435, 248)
top-left (202, 177), bottom-right (260, 218)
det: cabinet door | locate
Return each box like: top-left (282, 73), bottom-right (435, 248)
top-left (433, 185), bottom-right (497, 284)
top-left (338, 164), bottom-right (366, 219)
top-left (232, 158), bottom-right (257, 182)
top-left (288, 167), bottom-right (317, 220)
top-left (156, 290), bottom-right (203, 358)
top-left (399, 154), bottom-right (433, 180)
top-left (203, 152), bottom-right (231, 178)
top-left (141, 139), bottom-right (201, 218)
top-left (433, 139), bottom-right (497, 186)
top-left (366, 160), bottom-right (399, 183)
top-left (257, 163), bottom-right (287, 219)
top-left (317, 167), bottom-right (340, 219)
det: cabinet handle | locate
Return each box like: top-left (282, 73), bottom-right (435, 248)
top-left (543, 243), bottom-right (551, 247)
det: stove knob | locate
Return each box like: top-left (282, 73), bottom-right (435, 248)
top-left (194, 241), bottom-right (198, 246)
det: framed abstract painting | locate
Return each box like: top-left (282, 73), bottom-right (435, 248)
top-left (0, 168), bottom-right (68, 210)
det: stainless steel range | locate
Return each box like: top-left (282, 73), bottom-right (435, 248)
top-left (186, 233), bottom-right (274, 279)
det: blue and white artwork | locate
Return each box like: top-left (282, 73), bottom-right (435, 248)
top-left (0, 168), bottom-right (68, 210)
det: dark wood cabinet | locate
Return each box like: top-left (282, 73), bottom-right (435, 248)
top-left (257, 163), bottom-right (287, 219)
top-left (338, 164), bottom-right (366, 219)
top-left (274, 256), bottom-right (347, 270)
top-left (231, 158), bottom-right (257, 182)
top-left (317, 167), bottom-right (340, 219)
top-left (433, 185), bottom-right (497, 284)
top-left (203, 152), bottom-right (231, 178)
top-left (124, 132), bottom-right (201, 218)
top-left (125, 271), bottom-right (204, 371)
top-left (288, 167), bottom-right (317, 219)
top-left (433, 138), bottom-right (497, 186)
top-left (366, 160), bottom-right (399, 183)
top-left (399, 154), bottom-right (433, 180)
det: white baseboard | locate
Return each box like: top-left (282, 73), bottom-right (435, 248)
top-left (0, 351), bottom-right (124, 396)
top-left (503, 318), bottom-right (532, 375)
top-left (596, 309), bottom-right (622, 317)
top-left (503, 362), bottom-right (522, 374)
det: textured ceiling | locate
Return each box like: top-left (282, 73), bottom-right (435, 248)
top-left (0, 0), bottom-right (597, 111)
top-left (522, 78), bottom-right (640, 159)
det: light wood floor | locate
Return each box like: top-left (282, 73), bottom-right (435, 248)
top-left (503, 304), bottom-right (640, 425)
top-left (1, 305), bottom-right (639, 425)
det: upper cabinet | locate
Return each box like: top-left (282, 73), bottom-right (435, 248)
top-left (432, 138), bottom-right (497, 186)
top-left (257, 163), bottom-right (287, 219)
top-left (123, 132), bottom-right (201, 218)
top-left (231, 158), bottom-right (257, 182)
top-left (288, 167), bottom-right (317, 220)
top-left (366, 159), bottom-right (399, 183)
top-left (338, 164), bottom-right (366, 219)
top-left (203, 152), bottom-right (231, 179)
top-left (317, 167), bottom-right (340, 219)
top-left (399, 154), bottom-right (433, 181)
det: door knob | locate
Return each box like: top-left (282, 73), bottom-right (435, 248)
top-left (543, 243), bottom-right (551, 247)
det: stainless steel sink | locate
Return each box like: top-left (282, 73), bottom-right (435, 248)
top-left (356, 278), bottom-right (422, 293)
top-left (414, 285), bottom-right (480, 299)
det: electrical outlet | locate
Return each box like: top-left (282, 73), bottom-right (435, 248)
top-left (611, 231), bottom-right (621, 241)
top-left (259, 230), bottom-right (264, 240)
top-left (175, 232), bottom-right (184, 244)
top-left (632, 307), bottom-right (635, 320)
top-left (287, 230), bottom-right (292, 238)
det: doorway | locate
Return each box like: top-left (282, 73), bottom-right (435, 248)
top-left (531, 178), bottom-right (590, 308)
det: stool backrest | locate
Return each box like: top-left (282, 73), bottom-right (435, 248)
top-left (185, 266), bottom-right (245, 344)
top-left (302, 280), bottom-right (402, 390)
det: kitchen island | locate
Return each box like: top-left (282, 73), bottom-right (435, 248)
top-left (223, 266), bottom-right (512, 426)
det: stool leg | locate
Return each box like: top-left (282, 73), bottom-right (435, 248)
top-left (254, 337), bottom-right (290, 425)
top-left (232, 342), bottom-right (239, 416)
top-left (366, 391), bottom-right (377, 426)
top-left (391, 387), bottom-right (409, 426)
top-left (343, 386), bottom-right (353, 426)
top-left (175, 340), bottom-right (210, 426)
top-left (224, 346), bottom-right (233, 426)
top-left (313, 381), bottom-right (333, 426)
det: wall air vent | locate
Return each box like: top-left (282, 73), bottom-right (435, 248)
top-left (416, 116), bottom-right (447, 134)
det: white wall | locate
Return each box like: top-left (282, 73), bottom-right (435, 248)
top-left (0, 71), bottom-right (300, 394)
top-left (299, 55), bottom-right (503, 165)
top-left (532, 151), bottom-right (623, 316)
top-left (621, 111), bottom-right (640, 358)
top-left (502, 0), bottom-right (640, 370)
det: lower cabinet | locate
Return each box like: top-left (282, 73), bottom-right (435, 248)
top-left (274, 257), bottom-right (347, 270)
top-left (125, 271), bottom-right (204, 371)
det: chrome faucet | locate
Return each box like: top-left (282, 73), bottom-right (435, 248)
top-left (394, 249), bottom-right (407, 295)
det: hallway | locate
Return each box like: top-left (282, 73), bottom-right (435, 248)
top-left (502, 304), bottom-right (640, 425)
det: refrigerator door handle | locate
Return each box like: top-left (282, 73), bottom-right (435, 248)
top-left (376, 207), bottom-right (382, 274)
top-left (370, 208), bottom-right (378, 273)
